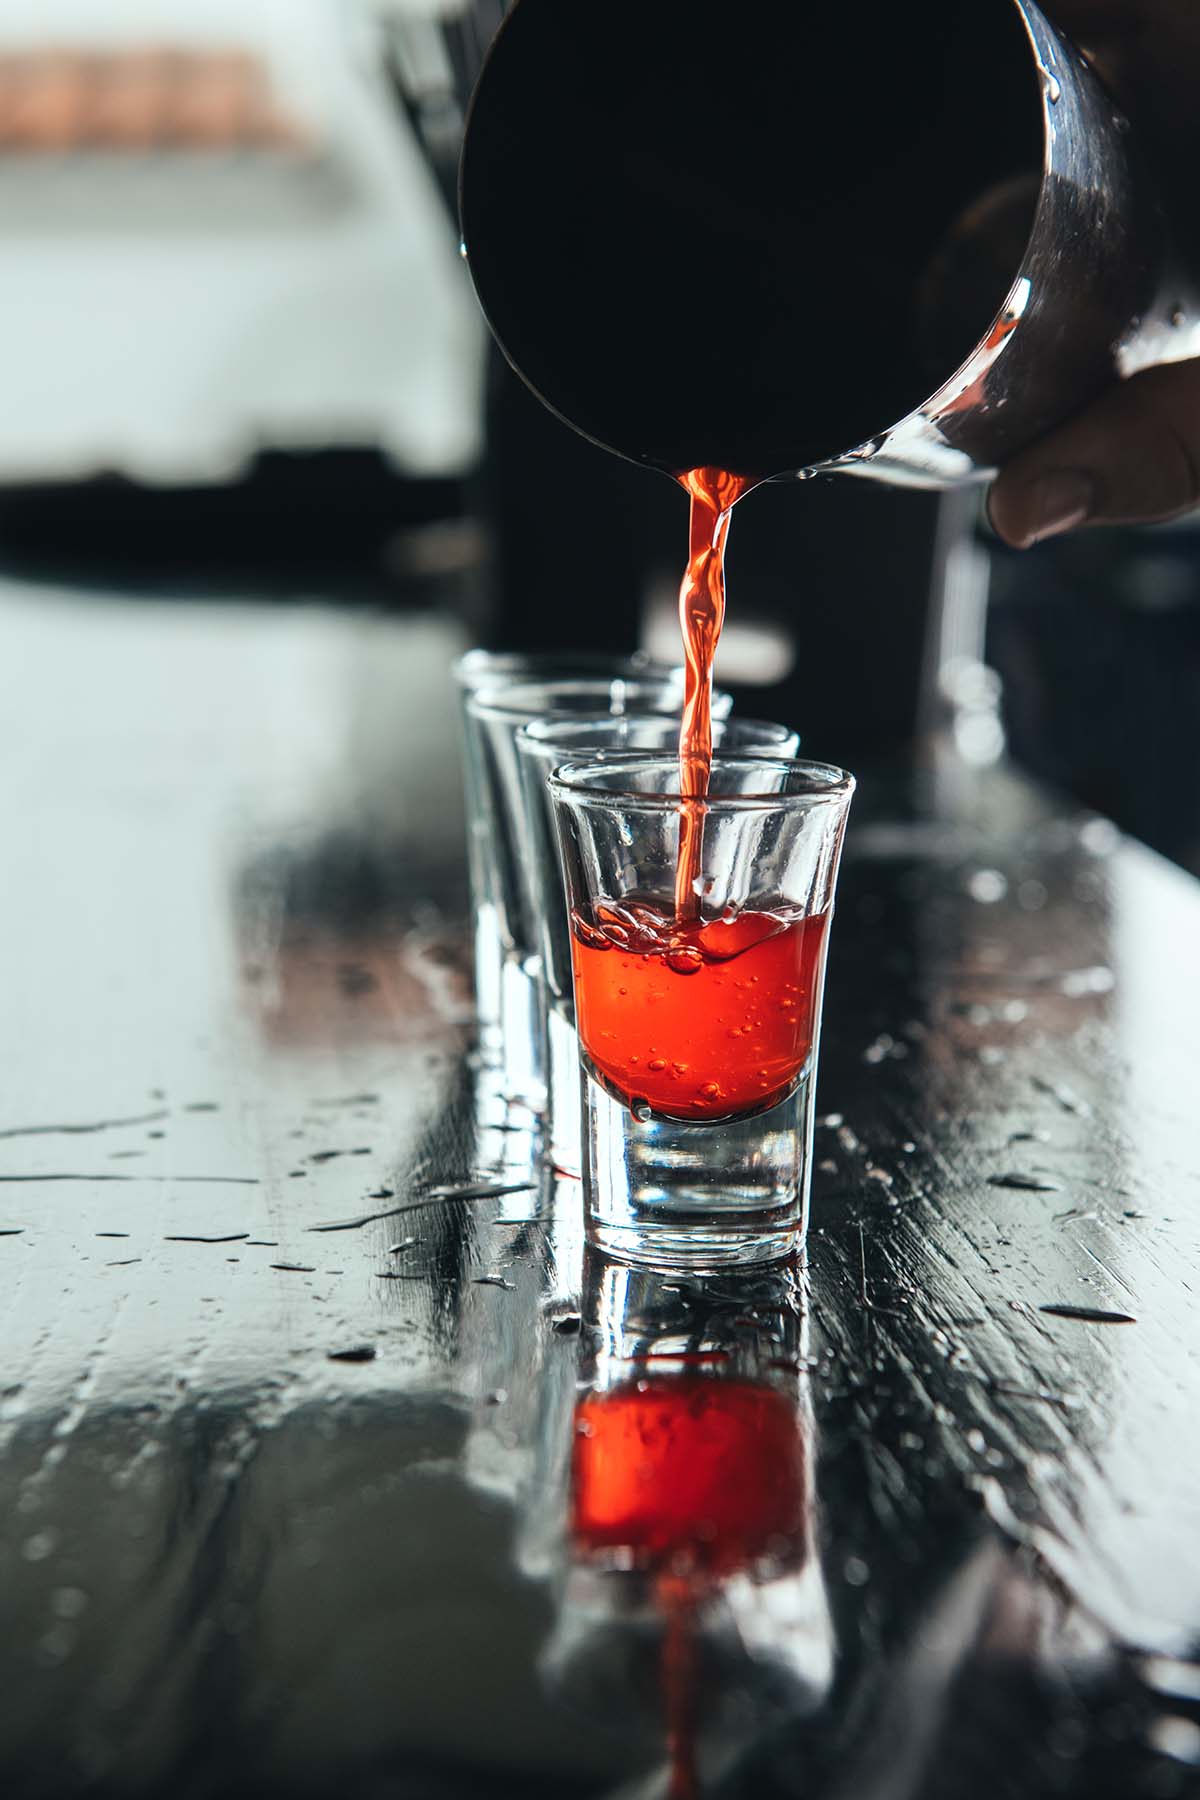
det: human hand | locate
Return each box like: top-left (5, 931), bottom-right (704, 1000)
top-left (988, 0), bottom-right (1200, 547)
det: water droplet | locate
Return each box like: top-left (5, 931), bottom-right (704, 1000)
top-left (1171, 304), bottom-right (1187, 330)
top-left (22, 1529), bottom-right (58, 1563)
top-left (1043, 69), bottom-right (1062, 104)
top-left (1059, 965), bottom-right (1114, 998)
top-left (51, 1587), bottom-right (88, 1619)
top-left (1079, 817), bottom-right (1119, 856)
top-left (36, 1626), bottom-right (76, 1667)
top-left (844, 1555), bottom-right (870, 1587)
top-left (631, 1098), bottom-right (653, 1122)
top-left (966, 869), bottom-right (1008, 904)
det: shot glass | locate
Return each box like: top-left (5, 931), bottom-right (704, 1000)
top-left (461, 672), bottom-right (710, 1113)
top-left (451, 650), bottom-right (681, 1102)
top-left (517, 715), bottom-right (797, 1178)
top-left (550, 755), bottom-right (854, 1269)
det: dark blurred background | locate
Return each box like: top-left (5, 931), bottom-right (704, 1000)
top-left (0, 0), bottom-right (1197, 872)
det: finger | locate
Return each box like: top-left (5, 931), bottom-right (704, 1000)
top-left (988, 359), bottom-right (1200, 548)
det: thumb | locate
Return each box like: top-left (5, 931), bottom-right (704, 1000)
top-left (988, 358), bottom-right (1200, 548)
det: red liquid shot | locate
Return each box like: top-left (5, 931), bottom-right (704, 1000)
top-left (675, 467), bottom-right (752, 918)
top-left (570, 899), bottom-right (829, 1121)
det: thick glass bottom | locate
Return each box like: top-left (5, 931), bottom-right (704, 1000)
top-left (583, 1065), bottom-right (815, 1272)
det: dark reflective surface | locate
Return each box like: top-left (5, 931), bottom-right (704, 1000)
top-left (1, 584), bottom-right (1199, 1797)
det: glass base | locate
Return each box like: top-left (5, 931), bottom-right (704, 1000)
top-left (582, 1066), bottom-right (814, 1272)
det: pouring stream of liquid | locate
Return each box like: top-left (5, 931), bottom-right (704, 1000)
top-left (675, 467), bottom-right (753, 919)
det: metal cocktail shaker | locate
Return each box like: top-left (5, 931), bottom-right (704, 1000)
top-left (458, 0), bottom-right (1200, 489)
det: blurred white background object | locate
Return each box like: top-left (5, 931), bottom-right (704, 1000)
top-left (0, 0), bottom-right (483, 486)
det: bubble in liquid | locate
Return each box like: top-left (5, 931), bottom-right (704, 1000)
top-left (665, 948), bottom-right (703, 976)
top-left (648, 1058), bottom-right (667, 1072)
top-left (630, 1098), bottom-right (653, 1122)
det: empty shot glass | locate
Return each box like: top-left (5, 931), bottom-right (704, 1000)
top-left (550, 755), bottom-right (854, 1269)
top-left (461, 673), bottom-right (714, 1114)
top-left (452, 651), bottom-right (682, 1101)
top-left (517, 715), bottom-right (798, 1178)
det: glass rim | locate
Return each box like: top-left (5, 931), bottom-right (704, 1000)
top-left (548, 752), bottom-right (855, 811)
top-left (516, 711), bottom-right (796, 759)
top-left (466, 674), bottom-right (701, 723)
top-left (451, 648), bottom-right (681, 691)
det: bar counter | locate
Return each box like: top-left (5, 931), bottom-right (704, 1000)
top-left (1, 579), bottom-right (1198, 1799)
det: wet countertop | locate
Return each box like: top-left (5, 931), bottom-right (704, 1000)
top-left (1, 578), bottom-right (1199, 1800)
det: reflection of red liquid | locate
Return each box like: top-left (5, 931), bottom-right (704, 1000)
top-left (573, 1373), bottom-right (809, 1800)
top-left (571, 899), bottom-right (829, 1120)
top-left (572, 1375), bottom-right (808, 1577)
top-left (675, 468), bottom-right (751, 919)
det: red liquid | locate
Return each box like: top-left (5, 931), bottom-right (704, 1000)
top-left (674, 468), bottom-right (752, 918)
top-left (570, 898), bottom-right (829, 1120)
top-left (572, 1375), bottom-right (808, 1577)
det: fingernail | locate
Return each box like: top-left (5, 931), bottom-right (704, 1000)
top-left (1021, 470), bottom-right (1094, 547)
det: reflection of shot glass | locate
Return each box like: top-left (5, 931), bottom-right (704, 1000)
top-left (460, 673), bottom-right (693, 1112)
top-left (550, 755), bottom-right (854, 1269)
top-left (537, 1251), bottom-right (832, 1790)
top-left (517, 715), bottom-right (794, 1178)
